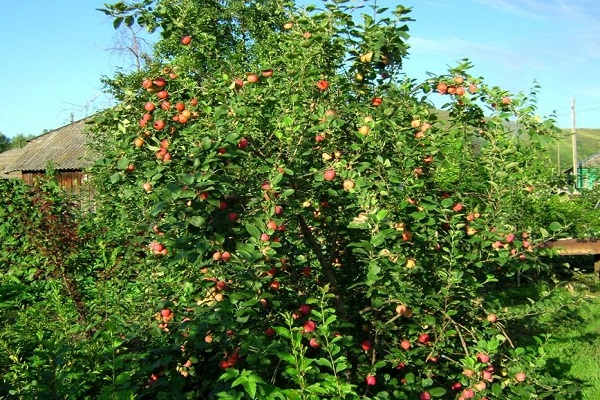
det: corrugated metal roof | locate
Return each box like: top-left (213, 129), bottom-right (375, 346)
top-left (0, 148), bottom-right (25, 178)
top-left (4, 118), bottom-right (97, 173)
top-left (564, 153), bottom-right (600, 173)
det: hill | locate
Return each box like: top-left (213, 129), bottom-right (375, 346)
top-left (550, 129), bottom-right (600, 172)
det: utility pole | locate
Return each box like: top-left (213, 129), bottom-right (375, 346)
top-left (571, 97), bottom-right (578, 188)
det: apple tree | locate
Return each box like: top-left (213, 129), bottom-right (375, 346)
top-left (90, 0), bottom-right (576, 398)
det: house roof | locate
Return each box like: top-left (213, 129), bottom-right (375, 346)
top-left (0, 148), bottom-right (25, 178)
top-left (564, 152), bottom-right (600, 173)
top-left (3, 118), bottom-right (97, 173)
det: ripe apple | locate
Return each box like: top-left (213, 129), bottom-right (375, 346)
top-left (161, 101), bottom-right (171, 110)
top-left (451, 382), bottom-right (462, 391)
top-left (144, 102), bottom-right (155, 112)
top-left (365, 375), bottom-right (376, 386)
top-left (238, 137), bottom-right (249, 149)
top-left (501, 96), bottom-right (512, 105)
top-left (400, 339), bottom-right (411, 350)
top-left (303, 320), bottom-right (316, 333)
top-left (420, 392), bottom-right (431, 400)
top-left (270, 280), bottom-right (280, 290)
top-left (153, 77), bottom-right (166, 87)
top-left (261, 69), bottom-right (273, 77)
top-left (455, 86), bottom-right (466, 96)
top-left (406, 259), bottom-right (416, 269)
top-left (160, 308), bottom-right (172, 318)
top-left (221, 251), bottom-right (231, 262)
top-left (299, 304), bottom-right (311, 315)
top-left (452, 203), bottom-right (463, 212)
top-left (477, 353), bottom-right (490, 363)
top-left (418, 333), bottom-right (430, 344)
top-left (309, 337), bottom-right (320, 348)
top-left (324, 169), bottom-right (336, 181)
top-left (486, 313), bottom-right (497, 323)
top-left (142, 78), bottom-right (153, 89)
top-left (234, 79), bottom-right (244, 89)
top-left (469, 83), bottom-right (477, 93)
top-left (143, 182), bottom-right (153, 192)
top-left (181, 35), bottom-right (191, 45)
top-left (358, 125), bottom-right (370, 136)
top-left (473, 381), bottom-right (486, 391)
top-left (361, 340), bottom-right (372, 351)
top-left (316, 80), bottom-right (329, 91)
top-left (246, 73), bottom-right (259, 83)
top-left (436, 82), bottom-right (448, 93)
top-left (462, 388), bottom-right (475, 399)
top-left (283, 22), bottom-right (293, 30)
top-left (371, 97), bottom-right (383, 106)
top-left (134, 137), bottom-right (144, 147)
top-left (260, 233), bottom-right (270, 242)
top-left (515, 372), bottom-right (526, 382)
top-left (315, 134), bottom-right (325, 142)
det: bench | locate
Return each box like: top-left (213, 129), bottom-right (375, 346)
top-left (541, 238), bottom-right (600, 274)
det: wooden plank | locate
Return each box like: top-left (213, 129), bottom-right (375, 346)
top-left (541, 238), bottom-right (600, 256)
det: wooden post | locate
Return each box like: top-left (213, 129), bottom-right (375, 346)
top-left (571, 98), bottom-right (578, 188)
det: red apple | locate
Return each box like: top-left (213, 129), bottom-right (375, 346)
top-left (324, 169), bottom-right (336, 181)
top-left (316, 80), bottom-right (329, 91)
top-left (238, 137), bottom-right (249, 149)
top-left (418, 333), bottom-right (430, 344)
top-left (515, 372), bottom-right (526, 382)
top-left (299, 304), bottom-right (311, 315)
top-left (477, 353), bottom-right (490, 363)
top-left (365, 375), bottom-right (376, 386)
top-left (181, 35), bottom-right (191, 45)
top-left (303, 320), bottom-right (316, 333)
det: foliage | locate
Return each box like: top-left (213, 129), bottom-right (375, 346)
top-left (0, 133), bottom-right (10, 152)
top-left (0, 0), bottom-right (587, 399)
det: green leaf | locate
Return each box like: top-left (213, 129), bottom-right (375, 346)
top-left (245, 223), bottom-right (261, 239)
top-left (376, 209), bottom-right (389, 221)
top-left (113, 17), bottom-right (123, 29)
top-left (429, 387), bottom-right (446, 397)
top-left (189, 216), bottom-right (206, 227)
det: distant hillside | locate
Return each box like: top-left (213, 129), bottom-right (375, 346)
top-left (550, 129), bottom-right (600, 172)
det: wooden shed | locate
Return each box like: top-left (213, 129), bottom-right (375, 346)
top-left (2, 118), bottom-right (97, 196)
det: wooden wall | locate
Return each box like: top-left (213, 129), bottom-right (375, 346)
top-left (21, 170), bottom-right (95, 208)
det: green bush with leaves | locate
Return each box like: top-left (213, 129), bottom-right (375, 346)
top-left (86, 1), bottom-right (581, 398)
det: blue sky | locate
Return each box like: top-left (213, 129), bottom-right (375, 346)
top-left (1, 0), bottom-right (599, 138)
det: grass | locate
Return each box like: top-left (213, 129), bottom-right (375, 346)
top-left (501, 265), bottom-right (600, 399)
top-left (550, 129), bottom-right (600, 172)
top-left (542, 272), bottom-right (600, 400)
